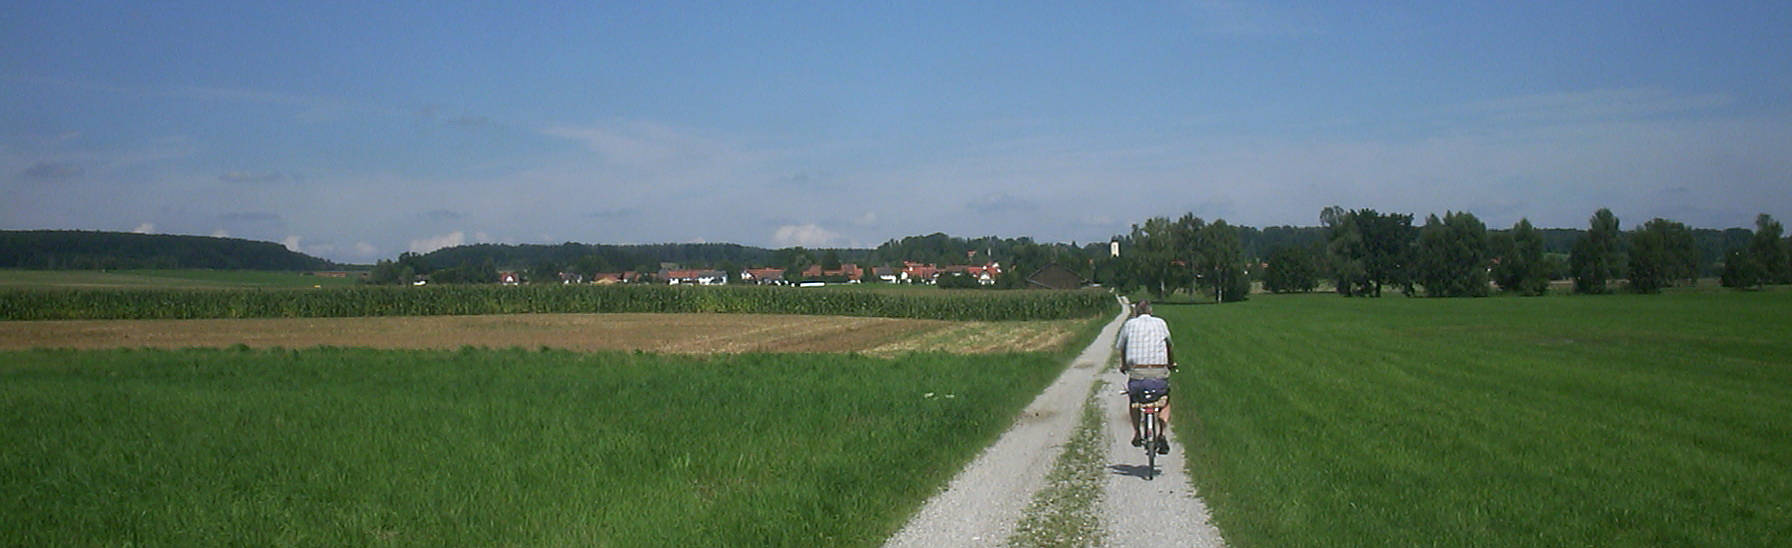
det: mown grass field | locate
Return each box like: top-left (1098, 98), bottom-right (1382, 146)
top-left (1170, 289), bottom-right (1792, 546)
top-left (0, 269), bottom-right (361, 289)
top-left (1, 340), bottom-right (1099, 546)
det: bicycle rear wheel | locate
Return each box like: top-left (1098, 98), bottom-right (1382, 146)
top-left (1144, 412), bottom-right (1157, 480)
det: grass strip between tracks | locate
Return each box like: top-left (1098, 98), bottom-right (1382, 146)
top-left (1009, 378), bottom-right (1110, 547)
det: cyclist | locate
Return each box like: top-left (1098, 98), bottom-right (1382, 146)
top-left (1116, 299), bottom-right (1175, 453)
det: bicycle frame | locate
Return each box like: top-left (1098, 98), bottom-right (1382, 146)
top-left (1134, 400), bottom-right (1164, 480)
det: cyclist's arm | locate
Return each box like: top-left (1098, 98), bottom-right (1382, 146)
top-left (1166, 339), bottom-right (1177, 370)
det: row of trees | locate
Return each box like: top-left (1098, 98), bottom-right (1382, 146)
top-left (1247, 207), bottom-right (1790, 298)
top-left (361, 210), bottom-right (1790, 296)
top-left (1100, 214), bottom-right (1252, 303)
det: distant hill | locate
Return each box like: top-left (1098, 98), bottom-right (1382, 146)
top-left (0, 230), bottom-right (336, 270)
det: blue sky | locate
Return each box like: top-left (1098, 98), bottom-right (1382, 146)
top-left (5, 1), bottom-right (1790, 263)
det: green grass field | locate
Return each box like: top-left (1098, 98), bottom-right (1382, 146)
top-left (0, 345), bottom-right (1087, 546)
top-left (1170, 290), bottom-right (1792, 546)
top-left (0, 269), bottom-right (361, 289)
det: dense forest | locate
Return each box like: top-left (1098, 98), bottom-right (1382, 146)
top-left (0, 230), bottom-right (334, 270)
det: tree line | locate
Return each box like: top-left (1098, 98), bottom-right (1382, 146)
top-left (366, 209), bottom-right (1791, 296)
top-left (0, 230), bottom-right (334, 271)
top-left (1245, 207), bottom-right (1788, 298)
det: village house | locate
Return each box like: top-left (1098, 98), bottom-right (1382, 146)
top-left (739, 267), bottom-right (787, 285)
top-left (801, 263), bottom-right (863, 282)
top-left (660, 268), bottom-right (726, 285)
top-left (942, 262), bottom-right (1002, 285)
top-left (899, 261), bottom-right (939, 284)
top-left (590, 271), bottom-right (640, 285)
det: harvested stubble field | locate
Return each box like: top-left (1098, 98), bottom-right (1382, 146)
top-left (0, 313), bottom-right (1083, 356)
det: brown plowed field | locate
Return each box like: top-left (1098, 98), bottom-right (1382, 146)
top-left (0, 313), bottom-right (1081, 355)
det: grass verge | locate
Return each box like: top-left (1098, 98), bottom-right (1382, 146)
top-left (1172, 291), bottom-right (1792, 546)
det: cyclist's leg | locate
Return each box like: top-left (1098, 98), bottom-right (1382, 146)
top-left (1125, 379), bottom-right (1145, 444)
top-left (1129, 407), bottom-right (1143, 444)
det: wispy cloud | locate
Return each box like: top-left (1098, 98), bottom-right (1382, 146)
top-left (219, 211), bottom-right (282, 223)
top-left (772, 224), bottom-right (841, 248)
top-left (422, 209), bottom-right (467, 222)
top-left (584, 208), bottom-right (640, 220)
top-left (540, 122), bottom-right (757, 169)
top-left (410, 231), bottom-right (466, 254)
top-left (1461, 88), bottom-right (1734, 124)
top-left (19, 161), bottom-right (83, 181)
top-left (966, 192), bottom-right (1039, 215)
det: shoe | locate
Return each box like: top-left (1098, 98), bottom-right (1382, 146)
top-left (1155, 437), bottom-right (1169, 454)
top-left (1131, 436), bottom-right (1144, 447)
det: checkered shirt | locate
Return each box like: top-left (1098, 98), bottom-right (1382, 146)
top-left (1116, 314), bottom-right (1172, 366)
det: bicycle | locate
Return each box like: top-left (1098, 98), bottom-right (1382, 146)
top-left (1129, 384), bottom-right (1169, 480)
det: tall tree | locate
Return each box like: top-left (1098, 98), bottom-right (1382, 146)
top-left (1750, 214), bottom-right (1790, 284)
top-left (1491, 218), bottom-right (1550, 295)
top-left (1195, 219), bottom-right (1250, 302)
top-left (1173, 213), bottom-right (1207, 296)
top-left (1571, 208), bottom-right (1624, 294)
top-left (1122, 216), bottom-right (1191, 300)
top-left (1721, 248), bottom-right (1762, 289)
top-left (1263, 243), bottom-right (1321, 293)
top-left (1325, 207), bottom-right (1415, 297)
top-left (1413, 211), bottom-right (1490, 297)
top-left (1627, 218), bottom-right (1697, 294)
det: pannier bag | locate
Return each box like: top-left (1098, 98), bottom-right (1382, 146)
top-left (1127, 377), bottom-right (1170, 403)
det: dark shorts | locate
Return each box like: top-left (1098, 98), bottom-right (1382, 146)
top-left (1127, 377), bottom-right (1170, 403)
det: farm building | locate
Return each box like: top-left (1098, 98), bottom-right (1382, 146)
top-left (1026, 263), bottom-right (1086, 290)
top-left (801, 263), bottom-right (864, 282)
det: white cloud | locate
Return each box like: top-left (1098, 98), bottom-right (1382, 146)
top-left (133, 223), bottom-right (156, 234)
top-left (211, 229), bottom-right (231, 238)
top-left (541, 124), bottom-right (689, 166)
top-left (853, 211), bottom-right (879, 226)
top-left (772, 224), bottom-right (841, 248)
top-left (355, 242), bottom-right (378, 257)
top-left (282, 235), bottom-right (303, 252)
top-left (410, 231), bottom-right (465, 254)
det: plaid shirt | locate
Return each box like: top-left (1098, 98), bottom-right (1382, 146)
top-left (1116, 314), bottom-right (1172, 366)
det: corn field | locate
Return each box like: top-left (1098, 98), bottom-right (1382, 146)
top-left (0, 285), bottom-right (1113, 322)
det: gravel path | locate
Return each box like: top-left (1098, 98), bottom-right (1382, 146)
top-left (1097, 363), bottom-right (1225, 547)
top-left (887, 302), bottom-right (1225, 547)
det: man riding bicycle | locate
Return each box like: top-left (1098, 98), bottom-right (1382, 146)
top-left (1116, 299), bottom-right (1175, 453)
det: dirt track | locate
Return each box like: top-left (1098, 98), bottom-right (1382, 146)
top-left (0, 313), bottom-right (1076, 355)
